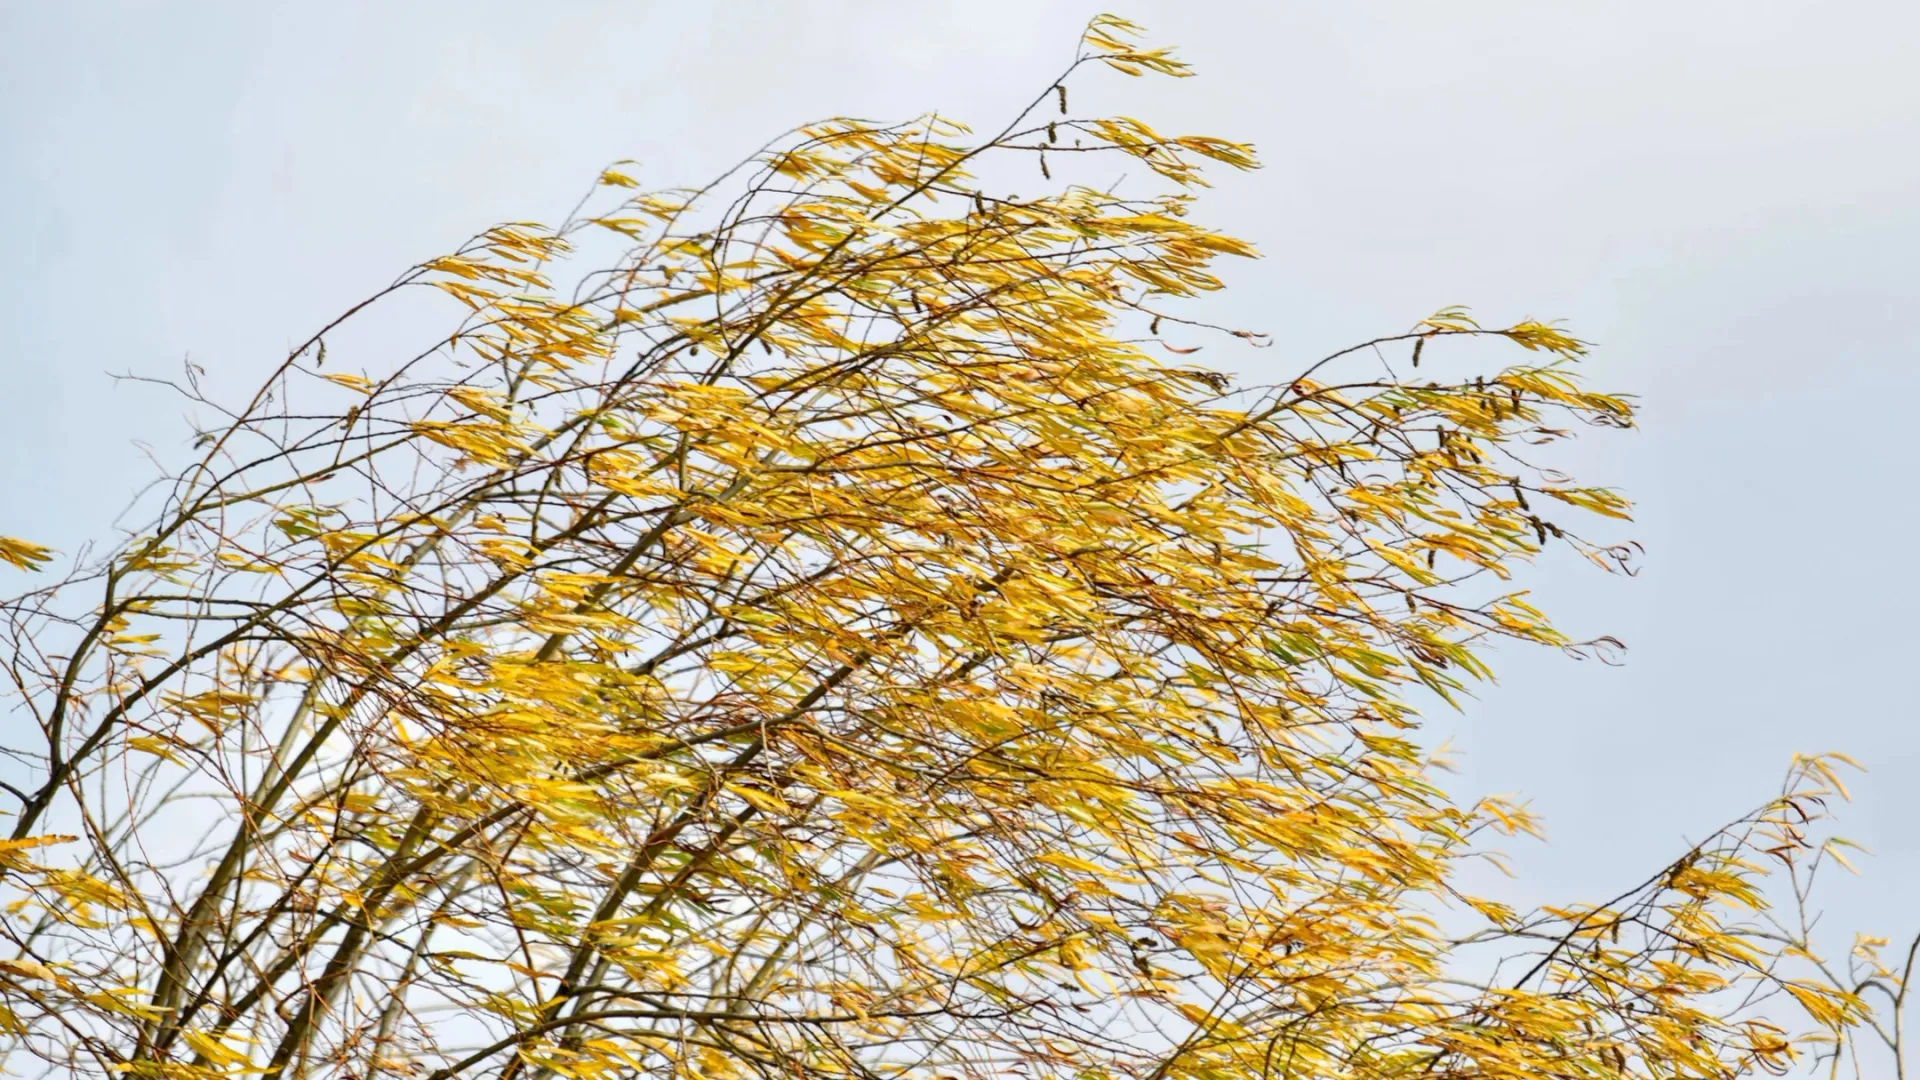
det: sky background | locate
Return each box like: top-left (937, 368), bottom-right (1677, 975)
top-left (3, 0), bottom-right (1916, 1009)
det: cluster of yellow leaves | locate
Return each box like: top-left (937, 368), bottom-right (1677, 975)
top-left (0, 535), bottom-right (54, 572)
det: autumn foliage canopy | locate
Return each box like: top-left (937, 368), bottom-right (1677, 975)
top-left (0, 17), bottom-right (1870, 1080)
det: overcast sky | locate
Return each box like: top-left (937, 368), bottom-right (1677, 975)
top-left (4, 0), bottom-right (1916, 993)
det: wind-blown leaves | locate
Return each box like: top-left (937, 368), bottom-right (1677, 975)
top-left (0, 536), bottom-right (54, 572)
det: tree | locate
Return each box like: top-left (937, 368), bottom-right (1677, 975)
top-left (0, 17), bottom-right (1868, 1080)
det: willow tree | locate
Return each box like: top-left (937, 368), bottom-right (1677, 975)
top-left (0, 17), bottom-right (1868, 1080)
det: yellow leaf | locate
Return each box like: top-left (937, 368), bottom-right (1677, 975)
top-left (0, 957), bottom-right (57, 983)
top-left (128, 735), bottom-right (188, 765)
top-left (322, 372), bottom-right (376, 394)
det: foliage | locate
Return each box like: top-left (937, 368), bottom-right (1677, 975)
top-left (0, 17), bottom-right (1869, 1080)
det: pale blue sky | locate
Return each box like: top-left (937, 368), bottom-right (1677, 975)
top-left (3, 0), bottom-right (1916, 996)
